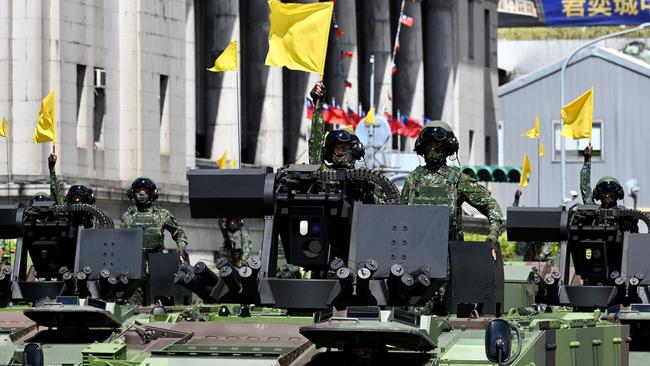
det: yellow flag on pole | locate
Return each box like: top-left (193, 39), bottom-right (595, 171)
top-left (229, 158), bottom-right (236, 168)
top-left (522, 116), bottom-right (540, 138)
top-left (539, 142), bottom-right (545, 157)
top-left (519, 153), bottom-right (532, 187)
top-left (364, 108), bottom-right (375, 126)
top-left (208, 41), bottom-right (238, 72)
top-left (216, 150), bottom-right (228, 169)
top-left (0, 117), bottom-right (7, 138)
top-left (33, 91), bottom-right (56, 143)
top-left (560, 87), bottom-right (593, 140)
top-left (265, 0), bottom-right (334, 75)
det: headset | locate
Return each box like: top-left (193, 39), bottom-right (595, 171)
top-left (322, 129), bottom-right (365, 164)
top-left (127, 177), bottom-right (159, 202)
top-left (65, 184), bottom-right (96, 205)
top-left (592, 177), bottom-right (624, 201)
top-left (414, 126), bottom-right (459, 157)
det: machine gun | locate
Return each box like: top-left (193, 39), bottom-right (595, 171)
top-left (507, 204), bottom-right (650, 309)
top-left (183, 166), bottom-right (503, 313)
top-left (0, 201), bottom-right (145, 304)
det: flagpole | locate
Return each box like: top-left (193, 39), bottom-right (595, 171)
top-left (537, 138), bottom-right (540, 206)
top-left (5, 140), bottom-right (9, 204)
top-left (235, 69), bottom-right (241, 168)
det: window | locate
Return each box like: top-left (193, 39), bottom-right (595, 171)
top-left (468, 0), bottom-right (474, 60)
top-left (160, 74), bottom-right (171, 155)
top-left (93, 67), bottom-right (106, 148)
top-left (468, 129), bottom-right (475, 158)
top-left (76, 65), bottom-right (88, 147)
top-left (484, 9), bottom-right (490, 68)
top-left (552, 120), bottom-right (602, 161)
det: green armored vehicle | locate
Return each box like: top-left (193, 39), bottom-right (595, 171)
top-left (0, 165), bottom-right (643, 365)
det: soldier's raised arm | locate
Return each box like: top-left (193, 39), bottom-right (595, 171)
top-left (308, 81), bottom-right (325, 165)
top-left (162, 209), bottom-right (189, 261)
top-left (458, 173), bottom-right (504, 241)
top-left (48, 153), bottom-right (64, 205)
top-left (580, 145), bottom-right (594, 204)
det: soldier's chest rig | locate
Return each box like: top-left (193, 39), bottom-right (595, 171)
top-left (130, 208), bottom-right (165, 250)
top-left (408, 166), bottom-right (462, 236)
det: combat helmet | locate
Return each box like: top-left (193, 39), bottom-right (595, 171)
top-left (414, 120), bottom-right (459, 157)
top-left (321, 129), bottom-right (365, 165)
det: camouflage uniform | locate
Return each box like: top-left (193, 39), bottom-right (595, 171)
top-left (309, 106), bottom-right (325, 166)
top-left (580, 162), bottom-right (594, 204)
top-left (49, 170), bottom-right (65, 205)
top-left (400, 164), bottom-right (504, 240)
top-left (121, 204), bottom-right (188, 253)
top-left (219, 219), bottom-right (253, 266)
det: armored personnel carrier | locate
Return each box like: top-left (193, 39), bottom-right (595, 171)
top-left (0, 165), bottom-right (639, 365)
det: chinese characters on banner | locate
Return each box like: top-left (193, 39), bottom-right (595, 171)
top-left (542, 0), bottom-right (650, 26)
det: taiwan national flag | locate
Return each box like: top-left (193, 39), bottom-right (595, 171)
top-left (399, 14), bottom-right (414, 27)
top-left (334, 23), bottom-right (345, 37)
top-left (339, 51), bottom-right (353, 58)
top-left (305, 97), bottom-right (314, 119)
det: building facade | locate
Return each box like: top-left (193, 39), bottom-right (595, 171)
top-left (0, 0), bottom-right (500, 258)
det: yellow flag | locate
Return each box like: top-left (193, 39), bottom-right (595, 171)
top-left (265, 0), bottom-right (334, 75)
top-left (0, 117), bottom-right (7, 138)
top-left (539, 142), bottom-right (545, 157)
top-left (519, 153), bottom-right (532, 187)
top-left (229, 158), bottom-right (236, 168)
top-left (33, 91), bottom-right (56, 143)
top-left (208, 41), bottom-right (238, 72)
top-left (522, 116), bottom-right (540, 139)
top-left (342, 125), bottom-right (354, 133)
top-left (560, 87), bottom-right (593, 140)
top-left (364, 108), bottom-right (375, 126)
top-left (216, 150), bottom-right (228, 169)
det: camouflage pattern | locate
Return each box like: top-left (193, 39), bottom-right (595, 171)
top-left (401, 164), bottom-right (504, 240)
top-left (121, 204), bottom-right (188, 252)
top-left (49, 170), bottom-right (65, 205)
top-left (221, 227), bottom-right (252, 266)
top-left (308, 106), bottom-right (324, 165)
top-left (580, 162), bottom-right (594, 204)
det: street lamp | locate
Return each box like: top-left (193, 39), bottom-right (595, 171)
top-left (559, 22), bottom-right (650, 202)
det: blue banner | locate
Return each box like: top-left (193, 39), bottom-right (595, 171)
top-left (542, 0), bottom-right (650, 26)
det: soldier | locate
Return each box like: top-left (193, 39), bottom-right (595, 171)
top-left (48, 153), bottom-right (64, 204)
top-left (121, 177), bottom-right (189, 262)
top-left (580, 145), bottom-right (637, 231)
top-left (308, 81), bottom-right (364, 169)
top-left (400, 121), bottom-right (504, 255)
top-left (218, 218), bottom-right (252, 267)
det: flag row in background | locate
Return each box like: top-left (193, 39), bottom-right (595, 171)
top-left (305, 98), bottom-right (423, 138)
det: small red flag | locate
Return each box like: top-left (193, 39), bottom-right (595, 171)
top-left (339, 51), bottom-right (353, 58)
top-left (399, 14), bottom-right (414, 27)
top-left (334, 24), bottom-right (345, 37)
top-left (344, 80), bottom-right (352, 88)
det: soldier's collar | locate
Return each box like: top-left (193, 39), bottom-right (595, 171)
top-left (424, 161), bottom-right (446, 173)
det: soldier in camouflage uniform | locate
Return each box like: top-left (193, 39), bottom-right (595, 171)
top-left (400, 121), bottom-right (504, 251)
top-left (121, 177), bottom-right (189, 261)
top-left (218, 218), bottom-right (252, 267)
top-left (48, 153), bottom-right (97, 228)
top-left (580, 145), bottom-right (637, 231)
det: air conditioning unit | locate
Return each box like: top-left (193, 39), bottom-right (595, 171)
top-left (94, 68), bottom-right (106, 89)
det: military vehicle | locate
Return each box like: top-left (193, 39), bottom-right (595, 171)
top-left (0, 165), bottom-right (640, 365)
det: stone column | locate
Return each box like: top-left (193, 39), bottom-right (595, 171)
top-left (11, 0), bottom-right (44, 176)
top-left (117, 0), bottom-right (141, 180)
top-left (357, 0), bottom-right (392, 112)
top-left (325, 0), bottom-right (358, 110)
top-left (241, 0), bottom-right (282, 166)
top-left (393, 0), bottom-right (424, 151)
top-left (283, 0), bottom-right (318, 165)
top-left (422, 0), bottom-right (455, 123)
top-left (204, 0), bottom-right (240, 162)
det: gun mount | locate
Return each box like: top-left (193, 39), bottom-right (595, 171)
top-left (507, 204), bottom-right (650, 309)
top-left (185, 166), bottom-right (504, 314)
top-left (0, 202), bottom-right (146, 304)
